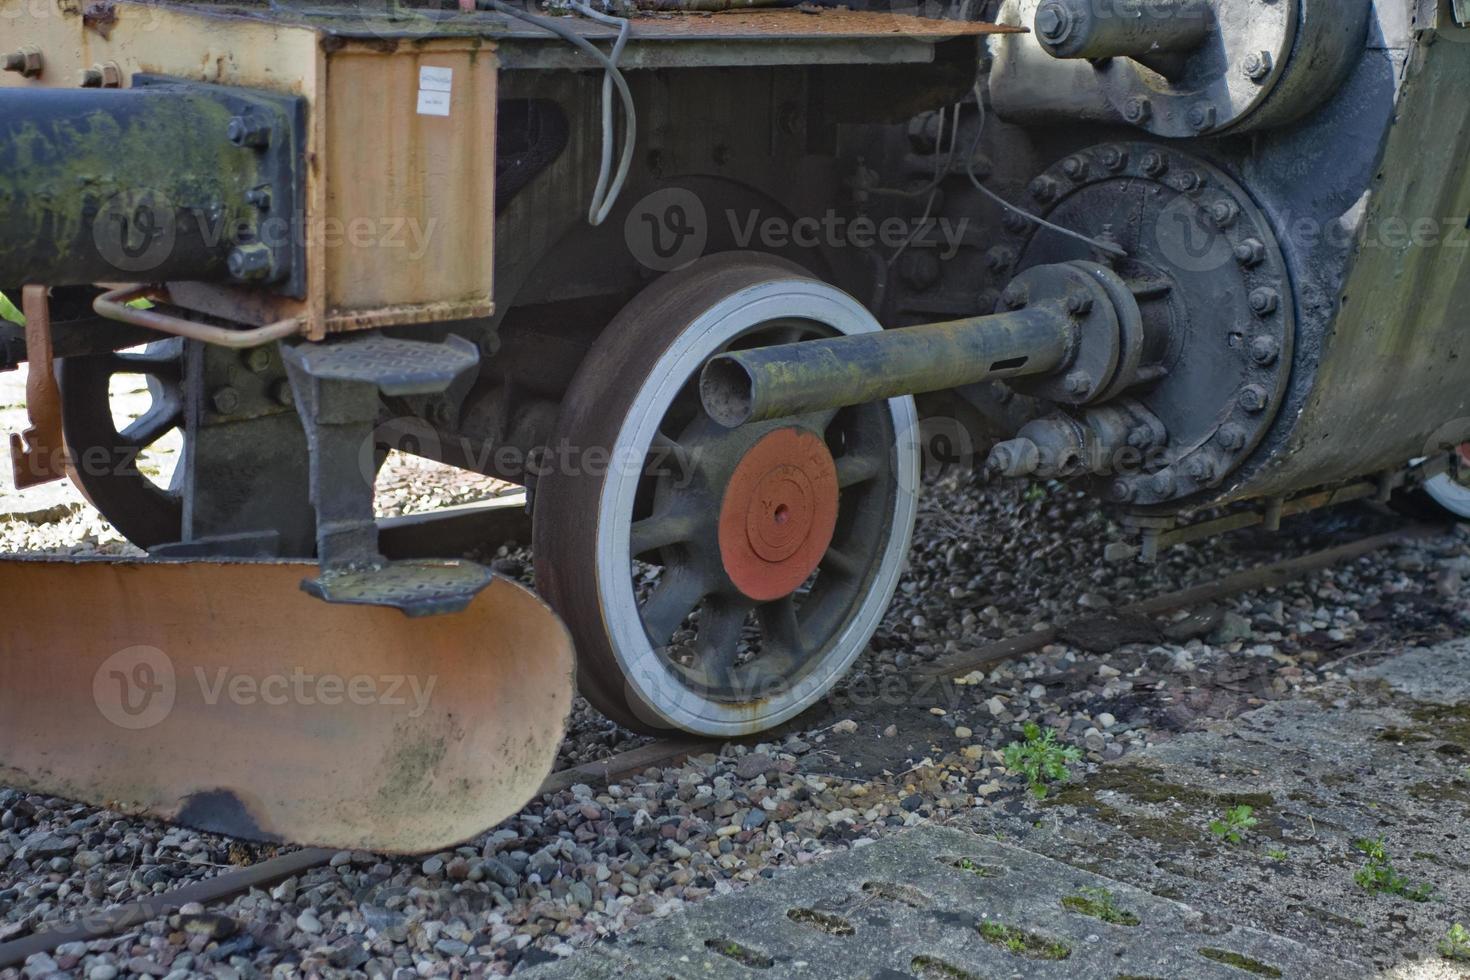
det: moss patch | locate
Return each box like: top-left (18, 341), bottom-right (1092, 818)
top-left (1061, 887), bottom-right (1141, 926)
top-left (978, 921), bottom-right (1070, 960)
top-left (911, 955), bottom-right (982, 980)
top-left (1198, 948), bottom-right (1282, 977)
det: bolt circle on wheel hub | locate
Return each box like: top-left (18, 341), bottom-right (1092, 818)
top-left (718, 427), bottom-right (838, 602)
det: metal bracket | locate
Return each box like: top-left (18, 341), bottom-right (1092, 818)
top-left (282, 333), bottom-right (490, 616)
top-left (8, 287), bottom-right (66, 490)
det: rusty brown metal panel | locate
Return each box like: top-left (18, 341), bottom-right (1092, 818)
top-left (1231, 32), bottom-right (1470, 500)
top-left (0, 560), bottom-right (574, 853)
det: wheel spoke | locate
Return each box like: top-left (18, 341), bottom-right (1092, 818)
top-left (694, 599), bottom-right (748, 682)
top-left (820, 545), bottom-right (863, 580)
top-left (648, 431), bottom-right (694, 482)
top-left (640, 567), bottom-right (708, 647)
top-left (111, 345), bottom-right (183, 386)
top-left (119, 399), bottom-right (183, 449)
top-left (836, 451), bottom-right (885, 488)
top-left (757, 594), bottom-right (804, 663)
top-left (630, 508), bottom-right (700, 558)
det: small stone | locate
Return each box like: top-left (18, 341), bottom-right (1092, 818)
top-left (899, 795), bottom-right (925, 813)
top-left (88, 966), bottom-right (119, 980)
top-left (961, 746), bottom-right (985, 761)
top-left (832, 719), bottom-right (859, 735)
top-left (330, 851), bottom-right (353, 867)
top-left (421, 856), bottom-right (445, 876)
top-left (883, 724), bottom-right (898, 738)
top-left (986, 697), bottom-right (1007, 716)
top-left (1098, 665), bottom-right (1121, 679)
top-left (929, 707), bottom-right (948, 717)
top-left (1096, 712), bottom-right (1116, 729)
top-left (954, 726), bottom-right (973, 739)
top-left (295, 911), bottom-right (322, 935)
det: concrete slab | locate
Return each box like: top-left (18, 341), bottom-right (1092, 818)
top-left (523, 824), bottom-right (1359, 979)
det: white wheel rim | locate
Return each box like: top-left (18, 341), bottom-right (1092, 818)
top-left (593, 279), bottom-right (920, 736)
top-left (1425, 472), bottom-right (1470, 518)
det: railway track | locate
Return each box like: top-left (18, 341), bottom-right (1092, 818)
top-left (0, 522), bottom-right (1439, 970)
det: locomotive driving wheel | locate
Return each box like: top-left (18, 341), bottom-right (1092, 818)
top-left (534, 254), bottom-right (919, 735)
top-left (57, 340), bottom-right (186, 549)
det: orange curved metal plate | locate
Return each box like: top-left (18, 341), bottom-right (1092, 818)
top-left (0, 559), bottom-right (573, 854)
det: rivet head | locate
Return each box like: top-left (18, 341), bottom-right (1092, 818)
top-left (1249, 288), bottom-right (1281, 316)
top-left (1123, 97), bottom-right (1153, 125)
top-left (1141, 151), bottom-right (1168, 178)
top-left (1061, 155), bottom-right (1089, 180)
top-left (1109, 479), bottom-right (1135, 503)
top-left (1152, 470), bottom-right (1176, 496)
top-left (1240, 384), bottom-right (1270, 413)
top-left (1250, 335), bottom-right (1280, 365)
top-left (1217, 424), bottom-right (1248, 451)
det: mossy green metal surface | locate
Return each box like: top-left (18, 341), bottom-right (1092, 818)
top-left (0, 87), bottom-right (265, 285)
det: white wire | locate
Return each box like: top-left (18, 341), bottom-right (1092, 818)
top-left (483, 1), bottom-right (637, 227)
top-left (569, 1), bottom-right (633, 226)
top-left (965, 82), bottom-right (1127, 258)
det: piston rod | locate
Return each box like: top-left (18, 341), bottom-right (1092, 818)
top-left (1034, 0), bottom-right (1213, 64)
top-left (702, 305), bottom-right (1073, 428)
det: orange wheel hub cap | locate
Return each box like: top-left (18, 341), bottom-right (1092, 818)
top-left (718, 427), bottom-right (839, 602)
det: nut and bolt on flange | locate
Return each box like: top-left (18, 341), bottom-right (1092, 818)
top-left (1250, 335), bottom-right (1281, 365)
top-left (1249, 287), bottom-right (1281, 316)
top-left (1242, 50), bottom-right (1274, 82)
top-left (227, 243), bottom-right (275, 283)
top-left (272, 380), bottom-right (295, 408)
top-left (1234, 238), bottom-right (1267, 267)
top-left (227, 115), bottom-right (273, 149)
top-left (1123, 97), bottom-right (1153, 125)
top-left (3, 48), bottom-right (43, 78)
top-left (1217, 424), bottom-right (1248, 450)
top-left (1065, 371), bottom-right (1093, 396)
top-left (1239, 384), bottom-right (1270, 413)
top-left (1141, 150), bottom-right (1168, 177)
top-left (211, 387), bottom-right (242, 415)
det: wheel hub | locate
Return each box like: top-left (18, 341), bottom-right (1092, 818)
top-left (718, 427), bottom-right (838, 602)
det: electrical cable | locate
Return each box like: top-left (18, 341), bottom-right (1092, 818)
top-left (482, 0), bottom-right (637, 226)
top-left (965, 81), bottom-right (1127, 258)
top-left (568, 1), bottom-right (633, 225)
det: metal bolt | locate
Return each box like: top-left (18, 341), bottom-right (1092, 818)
top-left (1217, 424), bottom-right (1248, 451)
top-left (1066, 291), bottom-right (1094, 316)
top-left (1233, 238), bottom-right (1266, 267)
top-left (242, 347), bottom-right (272, 373)
top-left (272, 379), bottom-right (294, 408)
top-left (245, 187), bottom-right (272, 211)
top-left (1098, 146), bottom-right (1128, 173)
top-left (1035, 0), bottom-right (1075, 45)
top-left (1187, 104), bottom-right (1217, 132)
top-left (1249, 287), bottom-right (1281, 316)
top-left (1109, 479), bottom-right (1135, 503)
top-left (211, 386), bottom-right (241, 415)
top-left (1209, 200), bottom-right (1240, 228)
top-left (1029, 176), bottom-right (1060, 203)
top-left (1002, 284), bottom-right (1028, 309)
top-left (985, 246), bottom-right (1015, 274)
top-left (1152, 470), bottom-right (1176, 496)
top-left (1061, 155), bottom-right (1089, 180)
top-left (1123, 97), bottom-right (1153, 125)
top-left (1127, 427), bottom-right (1154, 450)
top-left (1242, 50), bottom-right (1274, 83)
top-left (1185, 454), bottom-right (1216, 482)
top-left (1176, 171), bottom-right (1203, 193)
top-left (227, 115), bottom-right (272, 149)
top-left (227, 243), bottom-right (275, 282)
top-left (1250, 335), bottom-right (1280, 365)
top-left (976, 289), bottom-right (1002, 314)
top-left (3, 48), bottom-right (42, 78)
top-left (1141, 151), bottom-right (1168, 178)
top-left (78, 67), bottom-right (104, 88)
top-left (1239, 384), bottom-right (1270, 413)
top-left (1001, 211), bottom-right (1028, 234)
top-left (1065, 371), bottom-right (1093, 396)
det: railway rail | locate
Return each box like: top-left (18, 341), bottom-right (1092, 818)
top-left (0, 519), bottom-right (1436, 971)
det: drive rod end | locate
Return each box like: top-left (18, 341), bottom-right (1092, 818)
top-left (700, 356), bottom-right (758, 428)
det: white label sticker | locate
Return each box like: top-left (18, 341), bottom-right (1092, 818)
top-left (417, 89), bottom-right (451, 117)
top-left (417, 67), bottom-right (453, 116)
